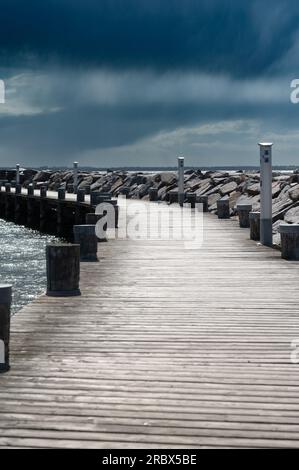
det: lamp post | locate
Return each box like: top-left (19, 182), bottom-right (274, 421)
top-left (73, 161), bottom-right (78, 194)
top-left (178, 156), bottom-right (184, 207)
top-left (16, 164), bottom-right (20, 185)
top-left (259, 143), bottom-right (273, 246)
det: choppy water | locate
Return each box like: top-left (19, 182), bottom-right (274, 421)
top-left (0, 219), bottom-right (60, 314)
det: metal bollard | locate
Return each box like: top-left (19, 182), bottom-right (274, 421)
top-left (279, 223), bottom-right (299, 260)
top-left (0, 285), bottom-right (12, 373)
top-left (46, 244), bottom-right (81, 296)
top-left (237, 204), bottom-right (252, 228)
top-left (217, 198), bottom-right (230, 219)
top-left (73, 225), bottom-right (98, 261)
top-left (249, 211), bottom-right (260, 241)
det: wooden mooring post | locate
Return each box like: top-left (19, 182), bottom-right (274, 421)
top-left (0, 285), bottom-right (12, 373)
top-left (73, 225), bottom-right (98, 261)
top-left (237, 204), bottom-right (252, 228)
top-left (250, 211), bottom-right (260, 241)
top-left (46, 244), bottom-right (81, 296)
top-left (279, 223), bottom-right (299, 260)
top-left (217, 198), bottom-right (230, 219)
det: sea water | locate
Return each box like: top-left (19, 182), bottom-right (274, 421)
top-left (0, 219), bottom-right (60, 314)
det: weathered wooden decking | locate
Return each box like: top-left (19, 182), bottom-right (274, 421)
top-left (1, 200), bottom-right (299, 448)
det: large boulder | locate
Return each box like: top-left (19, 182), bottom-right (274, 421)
top-left (186, 178), bottom-right (204, 191)
top-left (219, 181), bottom-right (238, 196)
top-left (272, 181), bottom-right (281, 198)
top-left (160, 172), bottom-right (177, 186)
top-left (111, 177), bottom-right (125, 193)
top-left (289, 184), bottom-right (299, 202)
top-left (208, 192), bottom-right (221, 209)
top-left (236, 194), bottom-right (260, 211)
top-left (247, 183), bottom-right (260, 196)
top-left (33, 170), bottom-right (52, 183)
top-left (78, 175), bottom-right (93, 190)
top-left (195, 179), bottom-right (213, 196)
top-left (284, 206), bottom-right (299, 224)
top-left (272, 191), bottom-right (294, 221)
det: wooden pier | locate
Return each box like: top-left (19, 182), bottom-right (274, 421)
top-left (0, 186), bottom-right (92, 239)
top-left (1, 198), bottom-right (299, 448)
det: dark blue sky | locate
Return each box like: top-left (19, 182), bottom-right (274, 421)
top-left (1, 0), bottom-right (299, 167)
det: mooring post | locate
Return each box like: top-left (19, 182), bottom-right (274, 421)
top-left (217, 198), bottom-right (230, 219)
top-left (197, 195), bottom-right (209, 212)
top-left (149, 188), bottom-right (158, 201)
top-left (168, 190), bottom-right (178, 204)
top-left (40, 186), bottom-right (47, 198)
top-left (279, 224), bottom-right (299, 260)
top-left (178, 156), bottom-right (185, 207)
top-left (0, 285), bottom-right (12, 373)
top-left (46, 244), bottom-right (81, 296)
top-left (249, 211), bottom-right (260, 241)
top-left (58, 188), bottom-right (66, 200)
top-left (259, 143), bottom-right (273, 246)
top-left (28, 184), bottom-right (34, 196)
top-left (90, 192), bottom-right (112, 206)
top-left (77, 189), bottom-right (85, 203)
top-left (237, 204), bottom-right (252, 228)
top-left (186, 192), bottom-right (196, 209)
top-left (73, 161), bottom-right (78, 194)
top-left (73, 225), bottom-right (98, 261)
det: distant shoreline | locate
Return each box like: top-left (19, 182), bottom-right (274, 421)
top-left (0, 165), bottom-right (298, 172)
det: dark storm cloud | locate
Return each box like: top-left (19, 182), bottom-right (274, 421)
top-left (0, 91), bottom-right (296, 163)
top-left (1, 1), bottom-right (299, 166)
top-left (1, 0), bottom-right (299, 77)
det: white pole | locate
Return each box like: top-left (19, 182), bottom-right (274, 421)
top-left (73, 161), bottom-right (78, 194)
top-left (259, 143), bottom-right (273, 246)
top-left (178, 156), bottom-right (184, 207)
top-left (16, 164), bottom-right (20, 185)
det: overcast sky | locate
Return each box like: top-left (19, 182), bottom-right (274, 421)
top-left (1, 0), bottom-right (299, 168)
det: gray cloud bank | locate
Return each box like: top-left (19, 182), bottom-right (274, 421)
top-left (1, 1), bottom-right (299, 167)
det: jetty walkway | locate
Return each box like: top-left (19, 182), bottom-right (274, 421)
top-left (1, 198), bottom-right (299, 448)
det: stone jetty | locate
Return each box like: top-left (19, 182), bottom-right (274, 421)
top-left (2, 167), bottom-right (299, 243)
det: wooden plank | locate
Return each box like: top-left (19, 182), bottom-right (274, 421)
top-left (1, 199), bottom-right (299, 448)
